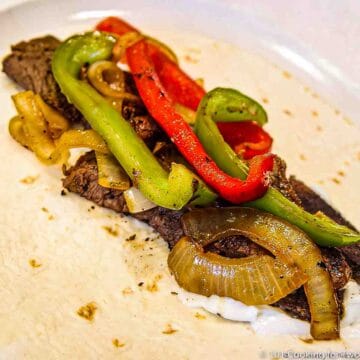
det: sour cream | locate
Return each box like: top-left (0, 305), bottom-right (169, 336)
top-left (178, 280), bottom-right (360, 337)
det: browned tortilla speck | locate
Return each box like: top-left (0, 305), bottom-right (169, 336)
top-left (77, 302), bottom-right (97, 321)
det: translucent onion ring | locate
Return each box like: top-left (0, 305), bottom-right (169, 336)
top-left (168, 236), bottom-right (307, 305)
top-left (95, 151), bottom-right (130, 191)
top-left (9, 91), bottom-right (109, 165)
top-left (180, 207), bottom-right (339, 340)
top-left (88, 60), bottom-right (127, 99)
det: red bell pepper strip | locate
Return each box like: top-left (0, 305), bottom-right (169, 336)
top-left (217, 121), bottom-right (273, 160)
top-left (149, 48), bottom-right (206, 111)
top-left (126, 40), bottom-right (274, 203)
top-left (96, 16), bottom-right (205, 111)
top-left (96, 16), bottom-right (138, 35)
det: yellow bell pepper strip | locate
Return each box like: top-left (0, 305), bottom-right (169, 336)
top-left (196, 88), bottom-right (360, 247)
top-left (52, 32), bottom-right (216, 209)
top-left (126, 40), bottom-right (275, 204)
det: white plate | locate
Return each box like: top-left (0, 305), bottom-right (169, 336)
top-left (0, 1), bottom-right (359, 359)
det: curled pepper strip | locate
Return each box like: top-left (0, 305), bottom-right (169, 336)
top-left (196, 88), bottom-right (360, 247)
top-left (149, 48), bottom-right (205, 111)
top-left (217, 121), bottom-right (273, 160)
top-left (126, 40), bottom-right (274, 204)
top-left (52, 32), bottom-right (216, 209)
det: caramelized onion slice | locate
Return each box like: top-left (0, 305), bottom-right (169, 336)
top-left (112, 32), bottom-right (144, 62)
top-left (9, 116), bottom-right (30, 148)
top-left (9, 91), bottom-right (109, 165)
top-left (181, 207), bottom-right (339, 340)
top-left (88, 60), bottom-right (126, 98)
top-left (168, 237), bottom-right (307, 305)
top-left (123, 187), bottom-right (157, 213)
top-left (95, 151), bottom-right (130, 190)
top-left (48, 129), bottom-right (108, 165)
top-left (34, 95), bottom-right (70, 139)
top-left (11, 91), bottom-right (63, 160)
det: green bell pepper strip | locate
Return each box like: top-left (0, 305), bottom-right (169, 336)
top-left (52, 32), bottom-right (216, 209)
top-left (196, 88), bottom-right (360, 247)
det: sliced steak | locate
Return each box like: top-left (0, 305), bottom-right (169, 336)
top-left (133, 207), bottom-right (184, 248)
top-left (122, 100), bottom-right (161, 145)
top-left (321, 248), bottom-right (352, 290)
top-left (274, 288), bottom-right (310, 321)
top-left (207, 236), bottom-right (268, 258)
top-left (271, 157), bottom-right (302, 206)
top-left (63, 152), bottom-right (127, 213)
top-left (2, 36), bottom-right (84, 123)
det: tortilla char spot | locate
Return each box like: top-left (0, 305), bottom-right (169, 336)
top-left (77, 302), bottom-right (97, 321)
top-left (343, 117), bottom-right (353, 126)
top-left (282, 70), bottom-right (292, 79)
top-left (162, 324), bottom-right (178, 335)
top-left (311, 110), bottom-right (318, 117)
top-left (312, 92), bottom-right (319, 99)
top-left (184, 54), bottom-right (198, 64)
top-left (146, 274), bottom-right (163, 292)
top-left (20, 175), bottom-right (39, 184)
top-left (194, 312), bottom-right (206, 320)
top-left (122, 287), bottom-right (134, 295)
top-left (112, 339), bottom-right (125, 348)
top-left (283, 109), bottom-right (292, 116)
top-left (29, 259), bottom-right (42, 268)
top-left (102, 225), bottom-right (119, 237)
top-left (125, 234), bottom-right (136, 241)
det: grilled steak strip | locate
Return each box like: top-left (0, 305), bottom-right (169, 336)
top-left (63, 152), bottom-right (127, 213)
top-left (2, 36), bottom-right (84, 123)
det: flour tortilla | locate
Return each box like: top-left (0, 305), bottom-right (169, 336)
top-left (0, 29), bottom-right (359, 359)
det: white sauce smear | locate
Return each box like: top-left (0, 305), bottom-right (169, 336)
top-left (178, 281), bottom-right (360, 337)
